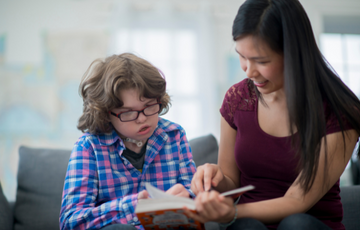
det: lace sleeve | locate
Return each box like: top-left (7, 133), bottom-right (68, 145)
top-left (220, 79), bottom-right (257, 130)
top-left (324, 101), bottom-right (353, 135)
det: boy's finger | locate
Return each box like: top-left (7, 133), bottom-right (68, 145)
top-left (138, 190), bottom-right (149, 199)
top-left (176, 190), bottom-right (190, 198)
top-left (166, 184), bottom-right (179, 195)
top-left (166, 184), bottom-right (188, 196)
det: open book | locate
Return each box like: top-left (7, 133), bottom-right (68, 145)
top-left (135, 183), bottom-right (254, 230)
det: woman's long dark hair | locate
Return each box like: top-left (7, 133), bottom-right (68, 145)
top-left (232, 0), bottom-right (360, 193)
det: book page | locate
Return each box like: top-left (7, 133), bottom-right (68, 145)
top-left (145, 182), bottom-right (174, 199)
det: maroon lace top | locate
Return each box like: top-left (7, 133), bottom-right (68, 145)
top-left (220, 79), bottom-right (350, 230)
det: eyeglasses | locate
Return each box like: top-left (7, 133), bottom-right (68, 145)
top-left (109, 102), bottom-right (161, 122)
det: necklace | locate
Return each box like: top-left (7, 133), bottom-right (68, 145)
top-left (122, 137), bottom-right (143, 147)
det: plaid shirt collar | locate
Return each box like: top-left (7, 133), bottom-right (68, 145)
top-left (97, 128), bottom-right (122, 146)
top-left (96, 118), bottom-right (176, 150)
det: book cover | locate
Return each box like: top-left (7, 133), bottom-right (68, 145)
top-left (135, 183), bottom-right (254, 230)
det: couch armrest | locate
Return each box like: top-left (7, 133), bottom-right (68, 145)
top-left (14, 146), bottom-right (71, 230)
top-left (340, 185), bottom-right (360, 230)
top-left (350, 158), bottom-right (360, 185)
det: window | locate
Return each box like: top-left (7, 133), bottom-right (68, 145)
top-left (113, 29), bottom-right (203, 139)
top-left (320, 33), bottom-right (360, 97)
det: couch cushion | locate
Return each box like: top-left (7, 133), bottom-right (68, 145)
top-left (350, 158), bottom-right (360, 185)
top-left (14, 146), bottom-right (71, 230)
top-left (189, 134), bottom-right (219, 167)
top-left (0, 182), bottom-right (13, 230)
top-left (340, 185), bottom-right (360, 230)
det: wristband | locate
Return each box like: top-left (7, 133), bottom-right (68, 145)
top-left (219, 203), bottom-right (238, 228)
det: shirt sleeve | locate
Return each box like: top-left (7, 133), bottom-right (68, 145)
top-left (324, 101), bottom-right (353, 135)
top-left (220, 85), bottom-right (237, 130)
top-left (176, 128), bottom-right (197, 198)
top-left (219, 80), bottom-right (255, 130)
top-left (59, 141), bottom-right (139, 230)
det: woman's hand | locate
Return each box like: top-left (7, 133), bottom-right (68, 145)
top-left (184, 190), bottom-right (236, 223)
top-left (166, 183), bottom-right (190, 198)
top-left (191, 163), bottom-right (224, 195)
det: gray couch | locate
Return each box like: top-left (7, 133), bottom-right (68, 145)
top-left (0, 134), bottom-right (359, 230)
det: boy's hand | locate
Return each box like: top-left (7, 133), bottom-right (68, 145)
top-left (166, 183), bottom-right (190, 197)
top-left (138, 190), bottom-right (149, 200)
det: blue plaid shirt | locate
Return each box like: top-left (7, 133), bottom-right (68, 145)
top-left (60, 118), bottom-right (196, 230)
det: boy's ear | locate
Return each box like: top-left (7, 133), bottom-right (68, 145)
top-left (108, 121), bottom-right (114, 130)
top-left (107, 111), bottom-right (114, 123)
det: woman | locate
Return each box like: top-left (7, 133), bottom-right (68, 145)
top-left (186, 0), bottom-right (360, 229)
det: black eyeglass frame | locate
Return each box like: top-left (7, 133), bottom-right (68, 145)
top-left (109, 102), bottom-right (162, 122)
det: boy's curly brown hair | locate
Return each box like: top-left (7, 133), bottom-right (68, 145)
top-left (77, 53), bottom-right (171, 134)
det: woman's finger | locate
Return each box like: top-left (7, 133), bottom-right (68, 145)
top-left (183, 206), bottom-right (208, 223)
top-left (203, 164), bottom-right (215, 191)
top-left (194, 191), bottom-right (235, 222)
top-left (197, 191), bottom-right (222, 219)
top-left (194, 167), bottom-right (206, 193)
top-left (211, 167), bottom-right (224, 187)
